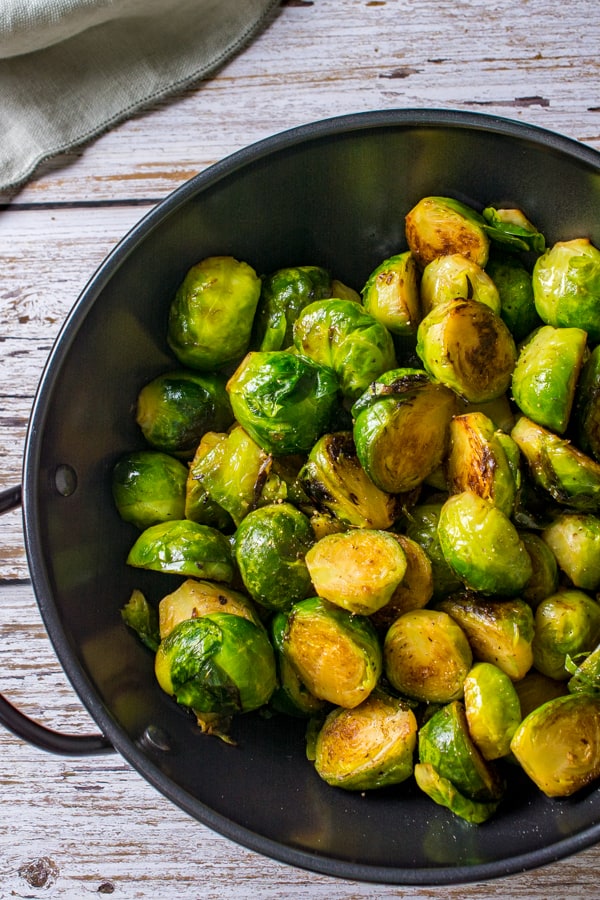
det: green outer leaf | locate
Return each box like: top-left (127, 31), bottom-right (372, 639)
top-left (126, 519), bottom-right (234, 582)
top-left (414, 762), bottom-right (499, 824)
top-left (121, 589), bottom-right (160, 652)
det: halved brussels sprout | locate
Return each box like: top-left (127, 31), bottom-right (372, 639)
top-left (574, 344), bottom-right (600, 462)
top-left (313, 689), bottom-right (418, 790)
top-left (112, 450), bottom-right (188, 529)
top-left (370, 534), bottom-right (434, 630)
top-left (283, 597), bottom-right (382, 708)
top-left (532, 588), bottom-right (600, 680)
top-left (154, 612), bottom-right (277, 714)
top-left (512, 415), bottom-right (600, 511)
top-left (456, 392), bottom-right (516, 434)
top-left (542, 512), bottom-right (600, 591)
top-left (361, 251), bottom-right (421, 336)
top-left (126, 520), bottom-right (234, 582)
top-left (519, 531), bottom-right (559, 608)
top-left (510, 693), bottom-right (600, 797)
top-left (416, 298), bottom-right (517, 402)
top-left (136, 369), bottom-right (233, 458)
top-left (167, 256), bottom-right (261, 370)
top-left (405, 196), bottom-right (490, 269)
top-left (567, 642), bottom-right (600, 698)
top-left (298, 431), bottom-right (400, 530)
top-left (438, 592), bottom-right (535, 681)
top-left (513, 670), bottom-right (567, 719)
top-left (269, 611), bottom-right (326, 717)
top-left (226, 350), bottom-right (339, 456)
top-left (404, 500), bottom-right (463, 598)
top-left (418, 700), bottom-right (504, 802)
top-left (292, 298), bottom-right (397, 400)
top-left (446, 412), bottom-right (520, 517)
top-left (233, 502), bottom-right (314, 611)
top-left (481, 207), bottom-right (545, 255)
top-left (158, 578), bottom-right (262, 639)
top-left (352, 368), bottom-right (457, 494)
top-left (414, 762), bottom-right (499, 824)
top-left (511, 325), bottom-right (587, 434)
top-left (463, 662), bottom-right (522, 760)
top-left (121, 589), bottom-right (160, 651)
top-left (383, 608), bottom-right (472, 703)
top-left (437, 491), bottom-right (533, 596)
top-left (184, 432), bottom-right (233, 530)
top-left (420, 253), bottom-right (500, 317)
top-left (305, 528), bottom-right (407, 615)
top-left (485, 253), bottom-right (541, 342)
top-left (532, 238), bottom-right (600, 342)
top-left (253, 265), bottom-right (332, 352)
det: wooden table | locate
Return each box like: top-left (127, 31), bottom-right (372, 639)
top-left (1, 0), bottom-right (600, 895)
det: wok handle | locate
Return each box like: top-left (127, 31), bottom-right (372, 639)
top-left (0, 484), bottom-right (114, 755)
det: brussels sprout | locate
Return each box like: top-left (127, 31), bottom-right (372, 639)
top-left (112, 450), bottom-right (188, 529)
top-left (121, 589), bottom-right (160, 651)
top-left (567, 642), bottom-right (600, 697)
top-left (305, 529), bottom-right (407, 615)
top-left (542, 512), bottom-right (600, 591)
top-left (532, 588), bottom-right (600, 680)
top-left (154, 613), bottom-right (277, 714)
top-left (269, 611), bottom-right (326, 717)
top-left (352, 368), bottom-right (457, 494)
top-left (513, 670), bottom-right (567, 718)
top-left (420, 253), bottom-right (501, 317)
top-left (283, 597), bottom-right (382, 708)
top-left (404, 500), bottom-right (463, 598)
top-left (167, 256), bottom-right (261, 370)
top-left (292, 299), bottom-right (397, 400)
top-left (574, 344), bottom-right (600, 462)
top-left (438, 592), bottom-right (534, 681)
top-left (519, 531), bottom-right (559, 607)
top-left (414, 762), bottom-right (499, 824)
top-left (463, 662), bottom-right (522, 760)
top-left (511, 415), bottom-right (600, 511)
top-left (511, 325), bottom-right (587, 434)
top-left (405, 196), bottom-right (490, 269)
top-left (233, 502), bottom-right (314, 612)
top-left (226, 350), bottom-right (339, 456)
top-left (485, 253), bottom-right (542, 342)
top-left (361, 251), bottom-right (421, 336)
top-left (532, 238), bottom-right (600, 342)
top-left (126, 520), bottom-right (234, 582)
top-left (136, 369), bottom-right (233, 458)
top-left (313, 689), bottom-right (418, 790)
top-left (481, 207), bottom-right (546, 255)
top-left (158, 578), bottom-right (262, 639)
top-left (510, 693), bottom-right (600, 797)
top-left (418, 700), bottom-right (504, 802)
top-left (298, 431), bottom-right (400, 530)
top-left (371, 534), bottom-right (434, 630)
top-left (437, 491), bottom-right (533, 596)
top-left (184, 432), bottom-right (233, 530)
top-left (253, 265), bottom-right (332, 352)
top-left (416, 298), bottom-right (517, 403)
top-left (446, 412), bottom-right (520, 517)
top-left (383, 609), bottom-right (472, 703)
top-left (330, 279), bottom-right (362, 302)
top-left (456, 392), bottom-right (516, 434)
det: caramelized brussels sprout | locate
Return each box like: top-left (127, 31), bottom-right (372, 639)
top-left (414, 761), bottom-right (499, 824)
top-left (532, 588), bottom-right (600, 680)
top-left (446, 412), bottom-right (520, 517)
top-left (519, 531), bottom-right (559, 608)
top-left (404, 500), bottom-right (463, 598)
top-left (463, 662), bottom-right (522, 760)
top-left (352, 368), bottom-right (457, 494)
top-left (253, 265), bottom-right (332, 352)
top-left (233, 502), bottom-right (314, 611)
top-left (510, 693), bottom-right (600, 797)
top-left (167, 256), bottom-right (261, 370)
top-left (283, 597), bottom-right (382, 708)
top-left (313, 689), bottom-right (418, 790)
top-left (513, 670), bottom-right (567, 718)
top-left (136, 369), bottom-right (233, 458)
top-left (362, 251), bottom-right (421, 336)
top-left (226, 350), bottom-right (339, 456)
top-left (112, 450), bottom-right (188, 529)
top-left (511, 325), bottom-right (587, 434)
top-left (155, 613), bottom-right (277, 714)
top-left (437, 491), bottom-right (533, 596)
top-left (416, 298), bottom-right (517, 402)
top-left (405, 196), bottom-right (490, 269)
top-left (383, 608), bottom-right (472, 703)
top-left (457, 392), bottom-right (516, 434)
top-left (292, 298), bottom-right (397, 400)
top-left (184, 432), bottom-right (233, 530)
top-left (574, 344), bottom-right (600, 462)
top-left (158, 578), bottom-right (262, 639)
top-left (370, 534), bottom-right (434, 630)
top-left (542, 512), bottom-right (600, 591)
top-left (512, 415), bottom-right (600, 511)
top-left (121, 589), bottom-right (160, 651)
top-left (532, 238), bottom-right (600, 342)
top-left (126, 520), bottom-right (234, 582)
top-left (420, 253), bottom-right (501, 316)
top-left (269, 611), bottom-right (326, 717)
top-left (485, 253), bottom-right (541, 342)
top-left (305, 528), bottom-right (407, 615)
top-left (438, 593), bottom-right (535, 681)
top-left (481, 207), bottom-right (545, 255)
top-left (298, 431), bottom-right (400, 529)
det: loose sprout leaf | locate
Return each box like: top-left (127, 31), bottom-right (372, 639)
top-left (482, 207), bottom-right (546, 254)
top-left (121, 589), bottom-right (160, 652)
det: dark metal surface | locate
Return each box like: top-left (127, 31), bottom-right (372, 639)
top-left (18, 110), bottom-right (600, 884)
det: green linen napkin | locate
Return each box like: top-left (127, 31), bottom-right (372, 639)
top-left (0, 0), bottom-right (279, 190)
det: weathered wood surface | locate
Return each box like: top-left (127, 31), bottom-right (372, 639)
top-left (1, 0), bottom-right (600, 895)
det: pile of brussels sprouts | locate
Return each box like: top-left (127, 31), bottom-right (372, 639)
top-left (114, 196), bottom-right (600, 824)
